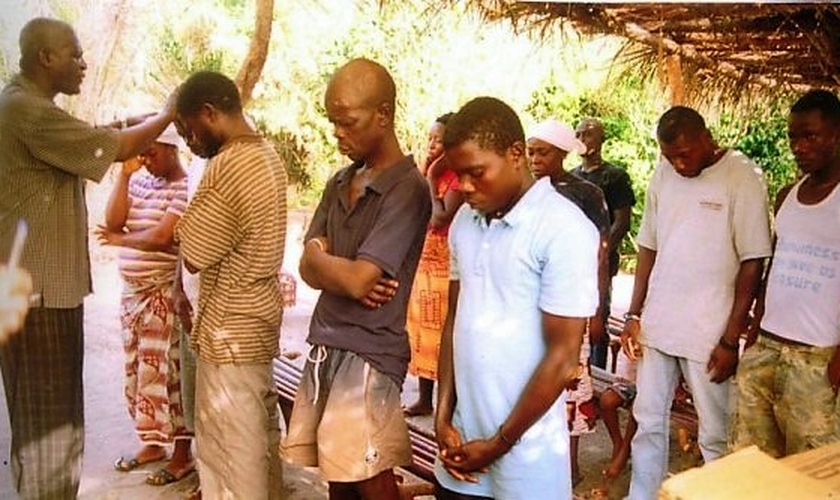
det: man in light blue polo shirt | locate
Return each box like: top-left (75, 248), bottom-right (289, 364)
top-left (434, 96), bottom-right (599, 500)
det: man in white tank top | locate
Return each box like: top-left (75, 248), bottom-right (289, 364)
top-left (733, 89), bottom-right (840, 458)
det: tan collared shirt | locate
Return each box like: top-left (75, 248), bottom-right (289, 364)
top-left (0, 75), bottom-right (119, 308)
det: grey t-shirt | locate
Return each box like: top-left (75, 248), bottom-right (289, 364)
top-left (305, 156), bottom-right (431, 386)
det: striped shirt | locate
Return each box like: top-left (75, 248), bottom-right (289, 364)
top-left (0, 75), bottom-right (119, 308)
top-left (119, 172), bottom-right (188, 279)
top-left (176, 136), bottom-right (287, 364)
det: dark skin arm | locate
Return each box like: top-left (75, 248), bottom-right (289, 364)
top-left (103, 158), bottom-right (141, 232)
top-left (439, 311), bottom-right (585, 479)
top-left (426, 156), bottom-right (465, 230)
top-left (590, 231), bottom-right (610, 345)
top-left (114, 92), bottom-right (178, 161)
top-left (745, 184), bottom-right (793, 347)
top-left (434, 281), bottom-right (464, 476)
top-left (172, 255), bottom-right (193, 332)
top-left (608, 205), bottom-right (632, 256)
top-left (298, 237), bottom-right (398, 306)
top-left (706, 258), bottom-right (764, 383)
top-left (621, 245), bottom-right (656, 360)
top-left (96, 213), bottom-right (180, 252)
top-left (828, 346), bottom-right (840, 394)
top-left (96, 158), bottom-right (179, 252)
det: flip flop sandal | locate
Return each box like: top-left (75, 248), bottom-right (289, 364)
top-left (114, 457), bottom-right (141, 472)
top-left (114, 451), bottom-right (167, 472)
top-left (146, 466), bottom-right (195, 486)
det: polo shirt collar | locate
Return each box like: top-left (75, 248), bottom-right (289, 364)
top-left (471, 177), bottom-right (550, 228)
top-left (336, 155), bottom-right (416, 194)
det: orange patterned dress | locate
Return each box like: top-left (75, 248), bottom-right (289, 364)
top-left (406, 169), bottom-right (459, 380)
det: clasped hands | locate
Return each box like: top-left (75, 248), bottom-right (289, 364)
top-left (435, 421), bottom-right (507, 484)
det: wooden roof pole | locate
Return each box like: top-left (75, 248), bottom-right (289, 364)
top-left (666, 54), bottom-right (685, 106)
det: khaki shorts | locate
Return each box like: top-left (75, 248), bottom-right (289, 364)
top-left (281, 346), bottom-right (412, 482)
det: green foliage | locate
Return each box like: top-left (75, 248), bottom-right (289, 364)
top-left (713, 104), bottom-right (798, 204)
top-left (527, 75), bottom-right (798, 272)
top-left (157, 26), bottom-right (226, 77)
top-left (527, 73), bottom-right (664, 272)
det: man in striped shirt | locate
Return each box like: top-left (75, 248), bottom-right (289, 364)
top-left (174, 71), bottom-right (287, 500)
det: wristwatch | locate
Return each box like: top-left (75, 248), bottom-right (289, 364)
top-left (623, 312), bottom-right (642, 322)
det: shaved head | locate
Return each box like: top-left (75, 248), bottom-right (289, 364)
top-left (19, 18), bottom-right (75, 72)
top-left (576, 118), bottom-right (604, 140)
top-left (323, 58), bottom-right (401, 162)
top-left (325, 58), bottom-right (396, 119)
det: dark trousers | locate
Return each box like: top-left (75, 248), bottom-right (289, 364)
top-left (0, 306), bottom-right (84, 500)
top-left (589, 283), bottom-right (612, 369)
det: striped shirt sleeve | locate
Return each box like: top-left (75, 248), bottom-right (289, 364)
top-left (178, 186), bottom-right (241, 271)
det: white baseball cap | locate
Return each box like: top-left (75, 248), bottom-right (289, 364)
top-left (529, 119), bottom-right (585, 155)
top-left (155, 124), bottom-right (183, 149)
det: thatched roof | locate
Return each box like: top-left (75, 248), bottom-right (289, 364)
top-left (469, 2), bottom-right (840, 103)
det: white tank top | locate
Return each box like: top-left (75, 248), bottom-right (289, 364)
top-left (761, 176), bottom-right (840, 347)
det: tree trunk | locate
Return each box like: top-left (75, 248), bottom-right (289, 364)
top-left (235, 0), bottom-right (274, 106)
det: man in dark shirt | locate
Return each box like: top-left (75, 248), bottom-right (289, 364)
top-left (282, 58), bottom-right (431, 500)
top-left (573, 118), bottom-right (636, 368)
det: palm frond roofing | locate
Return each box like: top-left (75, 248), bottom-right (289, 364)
top-left (467, 2), bottom-right (840, 103)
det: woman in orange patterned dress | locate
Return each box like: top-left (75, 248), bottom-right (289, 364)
top-left (404, 113), bottom-right (464, 416)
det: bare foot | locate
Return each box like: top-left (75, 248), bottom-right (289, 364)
top-left (592, 445), bottom-right (630, 498)
top-left (604, 444), bottom-right (630, 479)
top-left (402, 401), bottom-right (433, 417)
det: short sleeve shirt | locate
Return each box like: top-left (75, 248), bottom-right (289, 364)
top-left (305, 156), bottom-right (431, 387)
top-left (176, 137), bottom-right (287, 364)
top-left (636, 150), bottom-right (772, 361)
top-left (552, 176), bottom-right (610, 235)
top-left (436, 178), bottom-right (599, 499)
top-left (572, 162), bottom-right (636, 274)
top-left (118, 172), bottom-right (188, 279)
top-left (0, 75), bottom-right (119, 308)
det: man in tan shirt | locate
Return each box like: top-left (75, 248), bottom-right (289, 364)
top-left (0, 17), bottom-right (176, 499)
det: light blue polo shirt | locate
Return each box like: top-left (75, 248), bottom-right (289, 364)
top-left (435, 177), bottom-right (599, 499)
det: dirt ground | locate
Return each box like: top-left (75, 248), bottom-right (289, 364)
top-left (0, 208), bottom-right (701, 499)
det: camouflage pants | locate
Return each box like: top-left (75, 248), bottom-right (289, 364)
top-left (732, 333), bottom-right (840, 457)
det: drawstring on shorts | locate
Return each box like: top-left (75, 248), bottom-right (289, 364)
top-left (307, 345), bottom-right (328, 405)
